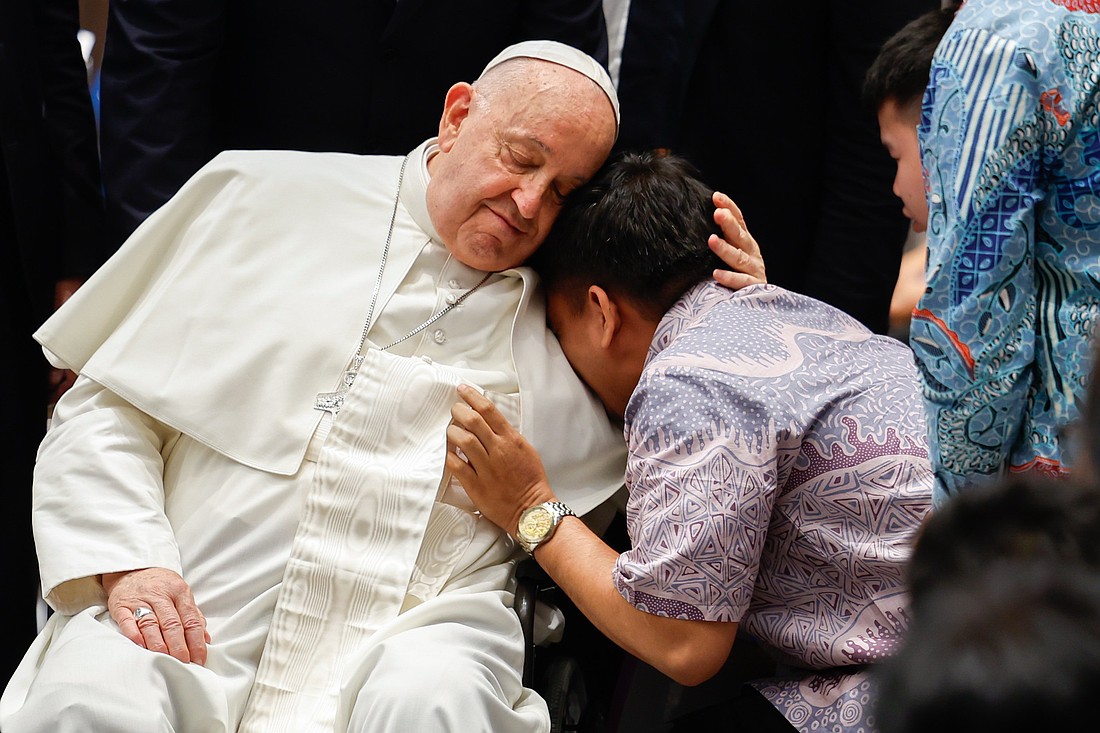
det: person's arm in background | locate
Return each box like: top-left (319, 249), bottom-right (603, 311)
top-left (910, 25), bottom-right (1042, 503)
top-left (889, 236), bottom-right (926, 341)
top-left (98, 0), bottom-right (225, 247)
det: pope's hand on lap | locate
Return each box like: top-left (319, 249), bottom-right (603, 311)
top-left (103, 566), bottom-right (210, 666)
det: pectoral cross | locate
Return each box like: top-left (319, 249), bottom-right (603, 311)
top-left (314, 355), bottom-right (365, 415)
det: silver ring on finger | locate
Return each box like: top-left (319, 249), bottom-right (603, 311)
top-left (133, 607), bottom-right (155, 621)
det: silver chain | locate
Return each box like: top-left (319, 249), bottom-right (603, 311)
top-left (345, 154), bottom-right (410, 371)
top-left (315, 153), bottom-right (494, 414)
top-left (377, 271), bottom-right (492, 351)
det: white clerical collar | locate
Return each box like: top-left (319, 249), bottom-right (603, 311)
top-left (399, 138), bottom-right (442, 244)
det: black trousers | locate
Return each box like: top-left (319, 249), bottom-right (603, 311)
top-left (667, 686), bottom-right (797, 733)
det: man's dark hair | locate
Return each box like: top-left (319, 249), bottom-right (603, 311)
top-left (874, 475), bottom-right (1100, 733)
top-left (905, 475), bottom-right (1100, 604)
top-left (530, 150), bottom-right (724, 321)
top-left (863, 3), bottom-right (961, 113)
top-left (875, 560), bottom-right (1100, 733)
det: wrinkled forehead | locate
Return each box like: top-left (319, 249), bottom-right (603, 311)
top-left (469, 67), bottom-right (616, 181)
top-left (477, 62), bottom-right (615, 128)
top-left (477, 40), bottom-right (620, 132)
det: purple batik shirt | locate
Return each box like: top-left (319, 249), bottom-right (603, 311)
top-left (612, 282), bottom-right (932, 733)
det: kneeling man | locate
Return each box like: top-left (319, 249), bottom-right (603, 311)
top-left (448, 152), bottom-right (933, 733)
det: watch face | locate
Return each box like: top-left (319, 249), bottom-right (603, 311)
top-left (519, 506), bottom-right (553, 541)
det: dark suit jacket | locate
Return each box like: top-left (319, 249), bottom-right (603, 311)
top-left (615, 0), bottom-right (938, 334)
top-left (0, 0), bottom-right (106, 684)
top-left (99, 0), bottom-right (609, 246)
top-left (1, 0), bottom-right (106, 320)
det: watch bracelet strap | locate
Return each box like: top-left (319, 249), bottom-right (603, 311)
top-left (545, 501), bottom-right (576, 519)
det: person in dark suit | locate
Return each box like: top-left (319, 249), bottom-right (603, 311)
top-left (99, 0), bottom-right (609, 247)
top-left (0, 0), bottom-right (107, 684)
top-left (614, 0), bottom-right (938, 334)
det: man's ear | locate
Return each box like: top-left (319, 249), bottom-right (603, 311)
top-left (437, 83), bottom-right (475, 153)
top-left (586, 285), bottom-right (622, 350)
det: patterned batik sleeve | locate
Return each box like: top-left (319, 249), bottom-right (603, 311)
top-left (912, 26), bottom-right (1044, 504)
top-left (612, 366), bottom-right (779, 622)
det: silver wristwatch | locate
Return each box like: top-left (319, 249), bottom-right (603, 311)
top-left (516, 501), bottom-right (575, 554)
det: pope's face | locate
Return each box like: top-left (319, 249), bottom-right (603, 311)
top-left (426, 72), bottom-right (616, 272)
top-left (878, 98), bottom-right (928, 233)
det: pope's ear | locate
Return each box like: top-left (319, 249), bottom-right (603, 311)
top-left (437, 83), bottom-right (475, 153)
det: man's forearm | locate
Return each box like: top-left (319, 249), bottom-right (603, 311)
top-left (444, 385), bottom-right (738, 684)
top-left (532, 516), bottom-right (736, 686)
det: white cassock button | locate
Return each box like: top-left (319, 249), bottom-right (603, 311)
top-left (448, 279), bottom-right (461, 289)
top-left (445, 293), bottom-right (458, 306)
top-left (433, 329), bottom-right (447, 345)
top-left (930, 193), bottom-right (943, 204)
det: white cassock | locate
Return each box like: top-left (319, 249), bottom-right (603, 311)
top-left (0, 140), bottom-right (625, 733)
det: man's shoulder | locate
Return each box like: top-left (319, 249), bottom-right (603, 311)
top-left (640, 281), bottom-right (919, 411)
top-left (660, 282), bottom-right (872, 348)
top-left (945, 0), bottom-right (1098, 70)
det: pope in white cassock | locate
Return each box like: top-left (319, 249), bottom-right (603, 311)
top-left (0, 42), bottom-right (627, 733)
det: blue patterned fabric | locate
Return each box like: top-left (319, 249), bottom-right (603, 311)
top-left (913, 0), bottom-right (1100, 504)
top-left (612, 282), bottom-right (932, 733)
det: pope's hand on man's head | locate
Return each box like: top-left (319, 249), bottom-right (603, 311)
top-left (709, 191), bottom-right (767, 290)
top-left (103, 567), bottom-right (211, 665)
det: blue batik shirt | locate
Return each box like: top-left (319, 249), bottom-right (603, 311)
top-left (913, 0), bottom-right (1100, 505)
